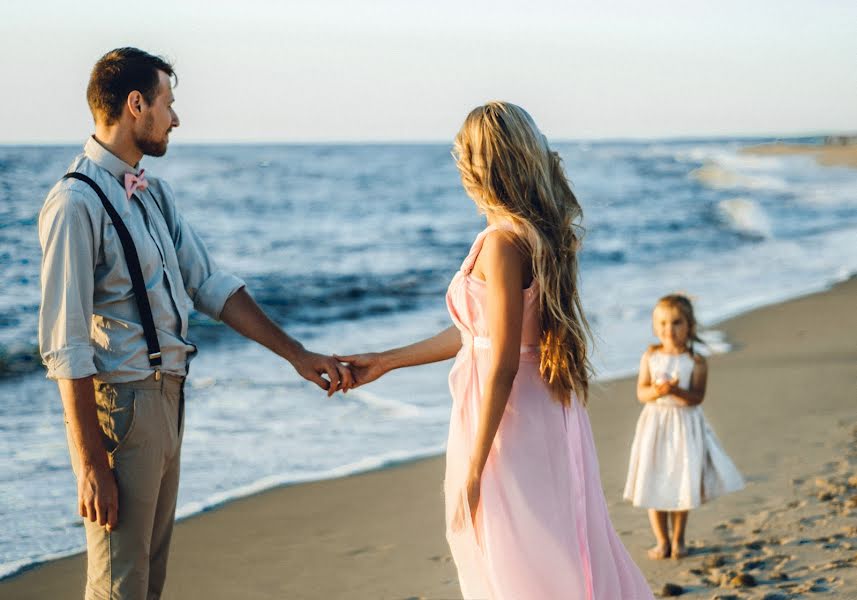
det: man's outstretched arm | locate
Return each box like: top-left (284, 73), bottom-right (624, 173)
top-left (219, 288), bottom-right (351, 395)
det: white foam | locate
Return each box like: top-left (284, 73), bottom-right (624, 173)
top-left (346, 388), bottom-right (423, 418)
top-left (697, 329), bottom-right (732, 355)
top-left (0, 547), bottom-right (83, 580)
top-left (717, 197), bottom-right (773, 239)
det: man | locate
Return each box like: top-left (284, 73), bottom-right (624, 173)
top-left (38, 47), bottom-right (351, 599)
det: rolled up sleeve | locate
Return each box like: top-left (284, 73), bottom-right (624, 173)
top-left (38, 190), bottom-right (98, 380)
top-left (192, 269), bottom-right (246, 320)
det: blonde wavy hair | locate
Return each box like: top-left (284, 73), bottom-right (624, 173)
top-left (453, 101), bottom-right (593, 404)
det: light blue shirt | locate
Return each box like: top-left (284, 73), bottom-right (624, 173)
top-left (38, 137), bottom-right (245, 382)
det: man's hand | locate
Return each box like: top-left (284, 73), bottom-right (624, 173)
top-left (78, 462), bottom-right (119, 531)
top-left (293, 350), bottom-right (353, 396)
top-left (58, 376), bottom-right (120, 531)
top-left (333, 352), bottom-right (388, 387)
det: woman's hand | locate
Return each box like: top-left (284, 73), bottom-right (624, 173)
top-left (451, 471), bottom-right (482, 538)
top-left (334, 352), bottom-right (388, 387)
top-left (466, 471), bottom-right (482, 530)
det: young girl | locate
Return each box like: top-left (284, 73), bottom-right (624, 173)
top-left (623, 295), bottom-right (744, 560)
top-left (338, 102), bottom-right (654, 599)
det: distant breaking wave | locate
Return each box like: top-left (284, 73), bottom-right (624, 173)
top-left (717, 197), bottom-right (773, 240)
top-left (691, 163), bottom-right (787, 192)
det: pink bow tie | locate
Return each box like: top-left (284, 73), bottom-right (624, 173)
top-left (124, 169), bottom-right (149, 199)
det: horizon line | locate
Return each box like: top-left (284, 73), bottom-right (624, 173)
top-left (0, 130), bottom-right (850, 147)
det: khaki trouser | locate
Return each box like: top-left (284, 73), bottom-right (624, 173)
top-left (66, 373), bottom-right (185, 600)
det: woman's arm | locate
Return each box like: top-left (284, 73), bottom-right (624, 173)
top-left (668, 355), bottom-right (707, 406)
top-left (336, 325), bottom-right (462, 386)
top-left (466, 232), bottom-right (526, 490)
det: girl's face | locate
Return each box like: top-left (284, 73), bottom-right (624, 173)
top-left (653, 305), bottom-right (690, 351)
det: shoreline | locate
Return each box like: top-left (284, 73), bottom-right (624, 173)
top-left (2, 276), bottom-right (856, 597)
top-left (2, 272), bottom-right (856, 584)
top-left (741, 141), bottom-right (857, 168)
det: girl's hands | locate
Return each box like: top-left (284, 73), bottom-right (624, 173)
top-left (653, 376), bottom-right (680, 399)
top-left (334, 352), bottom-right (388, 387)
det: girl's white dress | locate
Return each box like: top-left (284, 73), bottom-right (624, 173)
top-left (623, 350), bottom-right (744, 511)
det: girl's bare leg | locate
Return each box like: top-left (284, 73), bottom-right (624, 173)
top-left (646, 509), bottom-right (671, 559)
top-left (670, 511), bottom-right (689, 559)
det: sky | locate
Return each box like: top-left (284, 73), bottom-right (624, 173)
top-left (1, 0), bottom-right (855, 143)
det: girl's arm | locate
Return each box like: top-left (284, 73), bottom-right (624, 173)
top-left (636, 350), bottom-right (670, 403)
top-left (336, 325), bottom-right (462, 386)
top-left (466, 231), bottom-right (526, 485)
top-left (669, 355), bottom-right (708, 406)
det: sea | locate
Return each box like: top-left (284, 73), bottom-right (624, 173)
top-left (1, 137), bottom-right (855, 578)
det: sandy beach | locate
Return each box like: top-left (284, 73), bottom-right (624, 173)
top-left (742, 142), bottom-right (857, 169)
top-left (3, 277), bottom-right (856, 599)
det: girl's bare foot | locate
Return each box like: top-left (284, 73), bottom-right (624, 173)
top-left (647, 542), bottom-right (671, 560)
top-left (671, 541), bottom-right (687, 559)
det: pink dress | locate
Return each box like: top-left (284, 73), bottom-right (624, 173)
top-left (444, 224), bottom-right (654, 600)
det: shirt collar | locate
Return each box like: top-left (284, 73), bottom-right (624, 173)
top-left (84, 136), bottom-right (142, 182)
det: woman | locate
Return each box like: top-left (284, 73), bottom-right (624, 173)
top-left (338, 102), bottom-right (653, 599)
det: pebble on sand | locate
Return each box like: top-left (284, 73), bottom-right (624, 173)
top-left (660, 582), bottom-right (684, 596)
top-left (702, 555), bottom-right (726, 569)
top-left (728, 573), bottom-right (757, 587)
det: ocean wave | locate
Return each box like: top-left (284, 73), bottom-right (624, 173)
top-left (242, 268), bottom-right (448, 326)
top-left (0, 266), bottom-right (454, 378)
top-left (690, 163), bottom-right (787, 192)
top-left (0, 344), bottom-right (41, 378)
top-left (0, 547), bottom-right (84, 581)
top-left (716, 197), bottom-right (773, 240)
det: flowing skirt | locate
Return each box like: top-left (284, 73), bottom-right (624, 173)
top-left (445, 351), bottom-right (654, 599)
top-left (623, 402), bottom-right (745, 511)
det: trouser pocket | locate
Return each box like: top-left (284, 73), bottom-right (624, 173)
top-left (94, 382), bottom-right (138, 456)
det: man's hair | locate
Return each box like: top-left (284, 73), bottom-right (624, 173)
top-left (86, 47), bottom-right (176, 124)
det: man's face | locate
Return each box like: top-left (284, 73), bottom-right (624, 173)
top-left (134, 70), bottom-right (180, 158)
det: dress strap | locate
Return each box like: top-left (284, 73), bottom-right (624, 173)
top-left (460, 221), bottom-right (516, 274)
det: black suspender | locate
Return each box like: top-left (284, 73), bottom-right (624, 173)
top-left (62, 172), bottom-right (162, 369)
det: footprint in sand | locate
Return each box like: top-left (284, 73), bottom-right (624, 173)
top-left (345, 543), bottom-right (395, 557)
top-left (428, 554), bottom-right (453, 563)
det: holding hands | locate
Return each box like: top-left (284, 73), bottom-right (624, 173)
top-left (289, 351), bottom-right (392, 396)
top-left (292, 349), bottom-right (355, 396)
top-left (291, 350), bottom-right (394, 397)
top-left (332, 352), bottom-right (390, 388)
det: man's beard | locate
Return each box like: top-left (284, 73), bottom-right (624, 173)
top-left (135, 114), bottom-right (169, 157)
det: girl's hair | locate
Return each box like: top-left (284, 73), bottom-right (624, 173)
top-left (653, 294), bottom-right (705, 354)
top-left (453, 101), bottom-right (593, 405)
